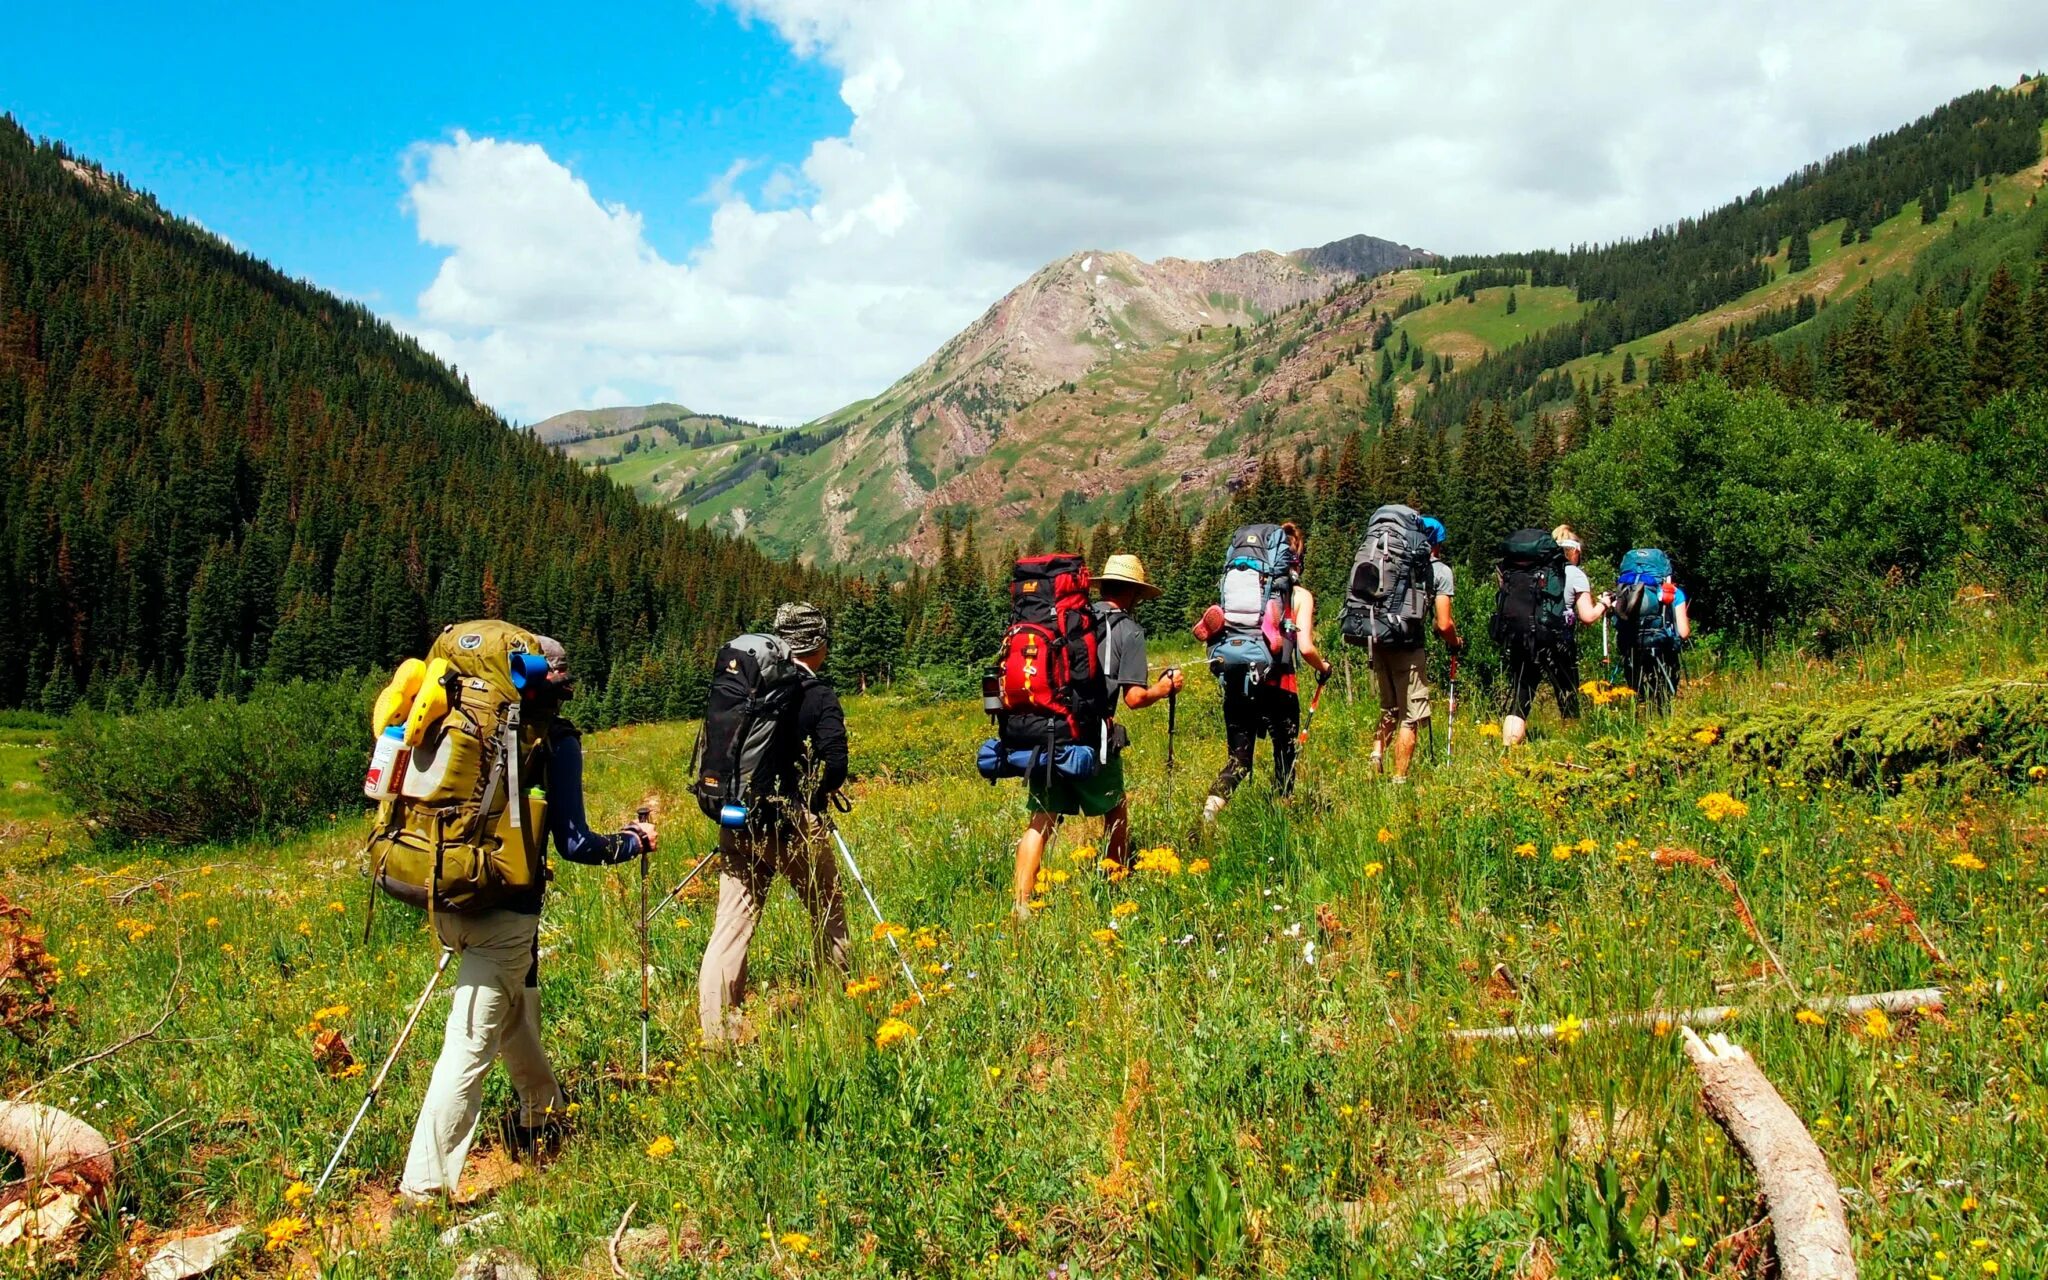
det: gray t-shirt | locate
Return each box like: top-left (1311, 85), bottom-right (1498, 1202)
top-left (1093, 601), bottom-right (1149, 690)
top-left (1431, 560), bottom-right (1455, 599)
top-left (1563, 564), bottom-right (1591, 623)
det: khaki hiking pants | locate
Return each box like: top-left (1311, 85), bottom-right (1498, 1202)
top-left (698, 811), bottom-right (851, 1043)
top-left (400, 909), bottom-right (564, 1198)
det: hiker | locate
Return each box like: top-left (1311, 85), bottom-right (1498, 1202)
top-left (1009, 554), bottom-right (1182, 914)
top-left (696, 602), bottom-right (851, 1044)
top-left (1607, 548), bottom-right (1692, 709)
top-left (1494, 525), bottom-right (1600, 748)
top-left (1201, 522), bottom-right (1332, 822)
top-left (1345, 512), bottom-right (1461, 783)
top-left (394, 630), bottom-right (657, 1202)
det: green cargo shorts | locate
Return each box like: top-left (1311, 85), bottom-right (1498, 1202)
top-left (1027, 754), bottom-right (1126, 818)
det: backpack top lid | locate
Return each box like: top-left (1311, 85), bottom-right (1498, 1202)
top-left (1223, 523), bottom-right (1292, 576)
top-left (428, 619), bottom-right (546, 706)
top-left (1498, 528), bottom-right (1562, 569)
top-left (1366, 503), bottom-right (1422, 530)
top-left (1617, 547), bottom-right (1672, 583)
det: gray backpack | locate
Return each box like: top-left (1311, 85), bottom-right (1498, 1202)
top-left (691, 633), bottom-right (809, 823)
top-left (1340, 504), bottom-right (1434, 650)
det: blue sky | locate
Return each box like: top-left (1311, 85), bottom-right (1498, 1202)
top-left (3, 2), bottom-right (2042, 424)
top-left (1, 2), bottom-right (847, 308)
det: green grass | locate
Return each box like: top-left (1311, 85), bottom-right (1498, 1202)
top-left (0, 725), bottom-right (59, 825)
top-left (1, 605), bottom-right (2044, 1276)
top-left (1396, 285), bottom-right (1589, 360)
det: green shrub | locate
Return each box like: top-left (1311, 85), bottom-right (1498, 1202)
top-left (48, 678), bottom-right (370, 846)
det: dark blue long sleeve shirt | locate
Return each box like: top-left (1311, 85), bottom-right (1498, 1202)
top-left (506, 719), bottom-right (639, 915)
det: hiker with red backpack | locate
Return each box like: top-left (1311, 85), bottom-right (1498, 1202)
top-left (985, 553), bottom-right (1180, 920)
top-left (1199, 522), bottom-right (1331, 823)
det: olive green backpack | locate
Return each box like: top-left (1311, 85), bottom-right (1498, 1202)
top-left (363, 620), bottom-right (551, 926)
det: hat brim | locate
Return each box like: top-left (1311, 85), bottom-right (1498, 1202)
top-left (1096, 575), bottom-right (1163, 599)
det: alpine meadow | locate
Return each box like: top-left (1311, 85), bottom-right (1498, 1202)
top-left (5, 40), bottom-right (2048, 1280)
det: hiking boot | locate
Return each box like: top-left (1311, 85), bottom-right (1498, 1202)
top-left (495, 1112), bottom-right (567, 1164)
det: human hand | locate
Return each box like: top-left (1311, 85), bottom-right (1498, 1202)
top-left (624, 821), bottom-right (658, 853)
top-left (1161, 668), bottom-right (1186, 695)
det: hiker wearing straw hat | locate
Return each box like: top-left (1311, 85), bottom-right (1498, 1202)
top-left (1009, 553), bottom-right (1183, 918)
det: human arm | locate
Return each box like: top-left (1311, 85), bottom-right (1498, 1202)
top-left (1292, 587), bottom-right (1332, 678)
top-left (545, 730), bottom-right (648, 865)
top-left (798, 682), bottom-right (849, 810)
top-left (1123, 668), bottom-right (1183, 710)
top-left (1673, 598), bottom-right (1692, 641)
top-left (1433, 591), bottom-right (1464, 653)
top-left (1572, 567), bottom-right (1606, 625)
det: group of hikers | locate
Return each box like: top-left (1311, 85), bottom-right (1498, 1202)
top-left (347, 508), bottom-right (1693, 1204)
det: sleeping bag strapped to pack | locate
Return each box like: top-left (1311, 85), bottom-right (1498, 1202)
top-left (1614, 547), bottom-right (1679, 651)
top-left (1490, 528), bottom-right (1572, 653)
top-left (1340, 504), bottom-right (1434, 650)
top-left (980, 553), bottom-right (1109, 780)
top-left (1208, 523), bottom-right (1297, 689)
top-left (364, 620), bottom-right (552, 916)
top-left (691, 633), bottom-right (810, 826)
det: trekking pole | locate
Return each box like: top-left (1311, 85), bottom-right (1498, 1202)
top-left (1446, 657), bottom-right (1459, 763)
top-left (646, 848), bottom-right (718, 924)
top-left (314, 946), bottom-right (453, 1196)
top-left (822, 797), bottom-right (924, 1000)
top-left (1297, 672), bottom-right (1328, 746)
top-left (1165, 668), bottom-right (1178, 774)
top-left (636, 806), bottom-right (651, 1077)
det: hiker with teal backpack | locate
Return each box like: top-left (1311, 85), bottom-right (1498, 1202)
top-left (1609, 548), bottom-right (1691, 712)
top-left (1341, 509), bottom-right (1461, 784)
top-left (1199, 522), bottom-right (1331, 823)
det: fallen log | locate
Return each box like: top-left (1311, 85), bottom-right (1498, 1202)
top-left (1683, 1028), bottom-right (1856, 1280)
top-left (1448, 985), bottom-right (1948, 1044)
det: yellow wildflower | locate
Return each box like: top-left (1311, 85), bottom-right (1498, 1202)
top-left (1090, 928), bottom-right (1119, 945)
top-left (1695, 792), bottom-right (1749, 822)
top-left (1860, 1007), bottom-right (1894, 1040)
top-left (1376, 827), bottom-right (1395, 844)
top-left (1364, 861), bottom-right (1384, 879)
top-left (1551, 843), bottom-right (1573, 861)
top-left (1480, 722), bottom-right (1502, 739)
top-left (1068, 845), bottom-right (1099, 865)
top-left (844, 976), bottom-right (882, 998)
top-left (1514, 841), bottom-right (1537, 858)
top-left (1111, 901), bottom-right (1138, 918)
top-left (875, 1017), bottom-right (917, 1049)
top-left (1949, 852), bottom-right (1986, 872)
top-left (779, 1230), bottom-right (814, 1255)
top-left (204, 917), bottom-right (220, 929)
top-left (2029, 764), bottom-right (2047, 781)
top-left (283, 1180), bottom-right (312, 1207)
top-left (889, 995), bottom-right (923, 1016)
top-left (1555, 1014), bottom-right (1585, 1046)
top-left (326, 901), bottom-right (345, 914)
top-left (1048, 869), bottom-right (1070, 885)
top-left (1796, 1009), bottom-right (1827, 1027)
top-left (871, 921), bottom-right (906, 942)
top-left (1575, 838), bottom-right (1597, 854)
top-left (263, 1217), bottom-right (309, 1253)
top-left (645, 1135), bottom-right (676, 1159)
top-left (1186, 859), bottom-right (1211, 875)
top-left (1691, 725), bottom-right (1721, 746)
top-left (1133, 847), bottom-right (1181, 875)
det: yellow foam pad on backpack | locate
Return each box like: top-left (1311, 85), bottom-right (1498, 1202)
top-left (402, 657), bottom-right (452, 746)
top-left (372, 658), bottom-right (428, 733)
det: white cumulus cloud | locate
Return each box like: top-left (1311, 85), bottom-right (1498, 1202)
top-left (397, 0), bottom-right (2048, 424)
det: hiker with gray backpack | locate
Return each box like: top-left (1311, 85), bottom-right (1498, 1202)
top-left (1197, 521), bottom-right (1331, 823)
top-left (692, 602), bottom-right (851, 1045)
top-left (1340, 508), bottom-right (1462, 783)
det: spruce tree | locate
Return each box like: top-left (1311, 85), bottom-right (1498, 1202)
top-left (1969, 264), bottom-right (2025, 404)
top-left (1787, 225), bottom-right (1812, 272)
top-left (1620, 351), bottom-right (1637, 384)
top-left (1505, 289), bottom-right (1518, 315)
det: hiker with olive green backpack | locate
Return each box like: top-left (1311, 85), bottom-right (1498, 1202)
top-left (360, 622), bottom-right (655, 1202)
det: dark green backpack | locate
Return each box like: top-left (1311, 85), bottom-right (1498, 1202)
top-left (1489, 529), bottom-right (1571, 650)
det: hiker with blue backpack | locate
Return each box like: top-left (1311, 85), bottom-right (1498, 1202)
top-left (1340, 508), bottom-right (1462, 783)
top-left (1198, 522), bottom-right (1331, 823)
top-left (1609, 548), bottom-right (1692, 711)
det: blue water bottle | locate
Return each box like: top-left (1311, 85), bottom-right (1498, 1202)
top-left (718, 801), bottom-right (749, 827)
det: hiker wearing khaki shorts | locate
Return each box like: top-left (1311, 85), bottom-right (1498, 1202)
top-left (1371, 517), bottom-right (1463, 783)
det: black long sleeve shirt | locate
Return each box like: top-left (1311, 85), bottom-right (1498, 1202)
top-left (505, 718), bottom-right (640, 915)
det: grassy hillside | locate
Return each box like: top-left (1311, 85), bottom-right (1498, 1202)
top-left (3, 604), bottom-right (2043, 1276)
top-left (634, 83), bottom-right (2047, 571)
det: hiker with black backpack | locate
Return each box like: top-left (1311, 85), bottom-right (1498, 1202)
top-left (1341, 509), bottom-right (1461, 783)
top-left (693, 603), bottom-right (851, 1045)
top-left (997, 554), bottom-right (1181, 918)
top-left (1491, 526), bottom-right (1593, 748)
top-left (1199, 522), bottom-right (1332, 822)
top-left (1608, 548), bottom-right (1692, 712)
top-left (376, 627), bottom-right (656, 1203)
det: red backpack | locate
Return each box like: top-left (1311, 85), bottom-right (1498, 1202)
top-left (994, 553), bottom-right (1110, 749)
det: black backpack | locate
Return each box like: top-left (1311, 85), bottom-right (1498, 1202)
top-left (1489, 528), bottom-right (1572, 652)
top-left (690, 633), bottom-right (809, 822)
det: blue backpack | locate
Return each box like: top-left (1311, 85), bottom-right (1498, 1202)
top-left (1615, 548), bottom-right (1678, 650)
top-left (1208, 524), bottom-right (1296, 690)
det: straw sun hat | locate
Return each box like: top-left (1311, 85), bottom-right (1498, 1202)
top-left (1095, 554), bottom-right (1163, 600)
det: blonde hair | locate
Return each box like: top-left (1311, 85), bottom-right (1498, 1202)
top-left (1551, 524), bottom-right (1581, 548)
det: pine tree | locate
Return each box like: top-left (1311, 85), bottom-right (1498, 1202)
top-left (1505, 289), bottom-right (1518, 315)
top-left (2025, 234), bottom-right (2048, 391)
top-left (1787, 225), bottom-right (1812, 273)
top-left (1969, 264), bottom-right (2025, 404)
top-left (1620, 351), bottom-right (1637, 384)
